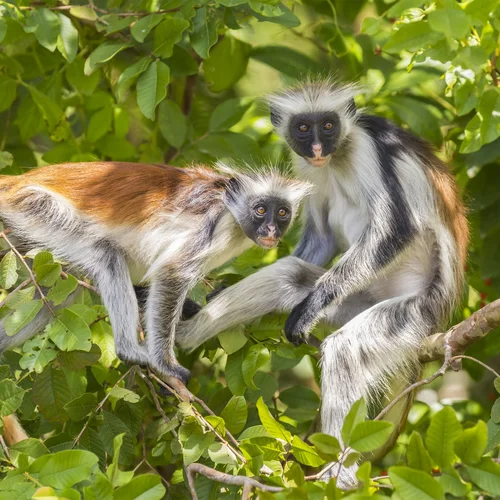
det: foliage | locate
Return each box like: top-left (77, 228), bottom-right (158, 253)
top-left (0, 0), bottom-right (500, 498)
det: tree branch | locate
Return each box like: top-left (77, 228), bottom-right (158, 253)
top-left (186, 463), bottom-right (283, 500)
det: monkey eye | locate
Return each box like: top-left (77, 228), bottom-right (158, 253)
top-left (278, 208), bottom-right (289, 218)
top-left (323, 121), bottom-right (334, 130)
top-left (255, 205), bottom-right (266, 217)
top-left (297, 123), bottom-right (310, 133)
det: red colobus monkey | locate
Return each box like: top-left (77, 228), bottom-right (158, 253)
top-left (0, 162), bottom-right (311, 385)
top-left (177, 81), bottom-right (468, 486)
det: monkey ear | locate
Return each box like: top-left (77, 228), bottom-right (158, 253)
top-left (269, 106), bottom-right (282, 127)
top-left (346, 98), bottom-right (356, 117)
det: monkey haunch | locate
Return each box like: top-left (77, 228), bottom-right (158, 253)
top-left (177, 80), bottom-right (468, 487)
top-left (0, 162), bottom-right (310, 384)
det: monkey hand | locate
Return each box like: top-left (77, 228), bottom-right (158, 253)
top-left (285, 296), bottom-right (315, 346)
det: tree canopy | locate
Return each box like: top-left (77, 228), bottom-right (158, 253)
top-left (1, 0), bottom-right (500, 498)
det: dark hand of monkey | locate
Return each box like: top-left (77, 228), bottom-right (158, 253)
top-left (206, 285), bottom-right (227, 303)
top-left (181, 298), bottom-right (202, 320)
top-left (284, 297), bottom-right (311, 346)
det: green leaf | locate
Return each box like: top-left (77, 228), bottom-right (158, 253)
top-left (465, 0), bottom-right (500, 24)
top-left (250, 45), bottom-right (322, 77)
top-left (25, 8), bottom-right (61, 52)
top-left (256, 397), bottom-right (291, 443)
top-left (130, 13), bottom-right (163, 42)
top-left (204, 36), bottom-right (251, 92)
top-left (69, 6), bottom-right (97, 21)
top-left (191, 7), bottom-right (219, 59)
top-left (0, 379), bottom-right (25, 417)
top-left (97, 134), bottom-right (136, 160)
top-left (56, 13), bottom-right (78, 63)
top-left (454, 81), bottom-right (478, 116)
top-left (158, 100), bottom-right (187, 148)
top-left (218, 328), bottom-right (247, 354)
top-left (407, 431), bottom-right (432, 472)
top-left (436, 467), bottom-right (469, 497)
top-left (87, 106), bottom-right (113, 143)
top-left (64, 393), bottom-right (97, 421)
top-left (220, 396), bottom-right (247, 435)
top-left (0, 151), bottom-right (13, 170)
top-left (466, 457), bottom-right (500, 495)
top-left (47, 275), bottom-right (78, 306)
top-left (349, 420), bottom-right (394, 453)
top-left (225, 349), bottom-right (246, 396)
top-left (153, 16), bottom-right (190, 59)
top-left (428, 9), bottom-right (472, 39)
top-left (20, 335), bottom-right (57, 373)
top-left (58, 344), bottom-right (101, 371)
top-left (109, 387), bottom-right (140, 404)
top-left (280, 386), bottom-right (320, 411)
top-left (4, 300), bottom-right (44, 337)
top-left (114, 474), bottom-right (166, 500)
top-left (389, 466), bottom-right (445, 500)
top-left (242, 344), bottom-right (269, 390)
top-left (35, 263), bottom-right (62, 287)
top-left (84, 472), bottom-right (113, 500)
top-left (10, 439), bottom-right (49, 458)
top-left (182, 429), bottom-right (216, 466)
top-left (29, 450), bottom-right (98, 489)
top-left (425, 406), bottom-right (461, 468)
top-left (384, 21), bottom-right (444, 53)
top-left (341, 398), bottom-right (367, 446)
top-left (66, 59), bottom-right (100, 96)
top-left (209, 97), bottom-right (252, 132)
top-left (291, 435), bottom-right (325, 467)
top-left (33, 365), bottom-right (72, 422)
top-left (455, 421), bottom-right (487, 465)
top-left (136, 60), bottom-right (170, 120)
top-left (308, 433), bottom-right (341, 459)
top-left (0, 78), bottom-right (17, 113)
top-left (107, 434), bottom-right (134, 488)
top-left (84, 42), bottom-right (130, 75)
top-left (0, 18), bottom-right (6, 43)
top-left (27, 86), bottom-right (70, 141)
top-left (116, 57), bottom-right (152, 102)
top-left (5, 285), bottom-right (35, 310)
top-left (0, 251), bottom-right (18, 289)
top-left (478, 88), bottom-right (500, 147)
top-left (47, 306), bottom-right (93, 352)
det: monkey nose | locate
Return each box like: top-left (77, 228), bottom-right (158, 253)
top-left (267, 224), bottom-right (277, 237)
top-left (312, 143), bottom-right (323, 159)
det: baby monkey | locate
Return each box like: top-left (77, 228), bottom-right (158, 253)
top-left (0, 162), bottom-right (310, 383)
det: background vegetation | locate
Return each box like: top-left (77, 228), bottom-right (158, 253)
top-left (0, 0), bottom-right (500, 498)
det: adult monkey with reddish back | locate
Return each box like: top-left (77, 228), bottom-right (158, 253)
top-left (0, 162), bottom-right (310, 385)
top-left (177, 80), bottom-right (469, 486)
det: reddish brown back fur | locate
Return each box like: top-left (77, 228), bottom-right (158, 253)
top-left (0, 162), bottom-right (228, 226)
top-left (426, 159), bottom-right (469, 289)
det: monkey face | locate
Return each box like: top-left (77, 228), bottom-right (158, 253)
top-left (286, 112), bottom-right (341, 167)
top-left (243, 198), bottom-right (292, 248)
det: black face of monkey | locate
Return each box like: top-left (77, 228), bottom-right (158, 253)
top-left (286, 112), bottom-right (341, 167)
top-left (243, 197), bottom-right (292, 248)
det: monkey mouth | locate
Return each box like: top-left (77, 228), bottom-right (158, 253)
top-left (257, 237), bottom-right (279, 248)
top-left (308, 156), bottom-right (331, 167)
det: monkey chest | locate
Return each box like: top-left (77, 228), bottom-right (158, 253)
top-left (328, 195), bottom-right (368, 252)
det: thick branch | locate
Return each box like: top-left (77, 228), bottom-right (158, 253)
top-left (419, 298), bottom-right (500, 363)
top-left (186, 463), bottom-right (282, 500)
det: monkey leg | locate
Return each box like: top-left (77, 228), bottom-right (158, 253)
top-left (146, 271), bottom-right (194, 385)
top-left (83, 241), bottom-right (148, 367)
top-left (176, 256), bottom-right (373, 352)
top-left (320, 294), bottom-right (431, 488)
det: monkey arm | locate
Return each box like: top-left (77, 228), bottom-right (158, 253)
top-left (285, 221), bottom-right (416, 345)
top-left (293, 200), bottom-right (336, 266)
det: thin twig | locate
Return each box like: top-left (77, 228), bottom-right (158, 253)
top-left (0, 278), bottom-right (31, 309)
top-left (72, 367), bottom-right (134, 447)
top-left (60, 271), bottom-right (97, 293)
top-left (186, 463), bottom-right (282, 500)
top-left (452, 355), bottom-right (500, 379)
top-left (375, 334), bottom-right (454, 422)
top-left (147, 371), bottom-right (246, 464)
top-left (0, 435), bottom-right (10, 460)
top-left (0, 232), bottom-right (54, 315)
